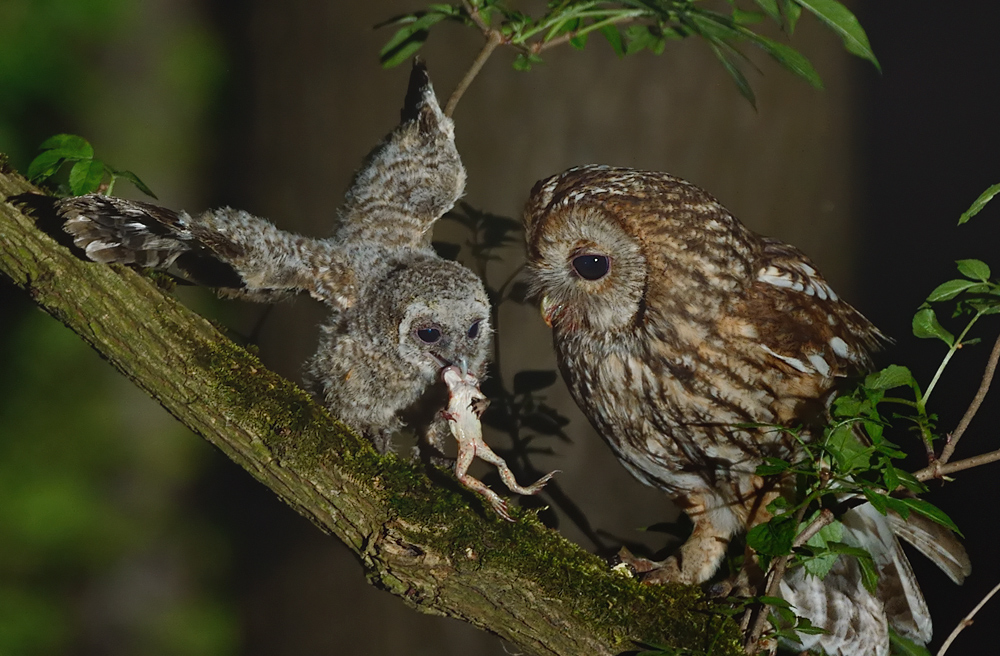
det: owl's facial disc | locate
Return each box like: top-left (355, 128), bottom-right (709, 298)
top-left (527, 207), bottom-right (645, 334)
top-left (401, 309), bottom-right (490, 379)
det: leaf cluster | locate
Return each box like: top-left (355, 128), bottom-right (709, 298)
top-left (740, 184), bottom-right (1000, 650)
top-left (379, 0), bottom-right (879, 107)
top-left (27, 133), bottom-right (156, 198)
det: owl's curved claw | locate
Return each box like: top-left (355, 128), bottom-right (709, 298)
top-left (614, 546), bottom-right (682, 584)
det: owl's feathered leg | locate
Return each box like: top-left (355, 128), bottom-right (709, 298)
top-left (54, 194), bottom-right (354, 307)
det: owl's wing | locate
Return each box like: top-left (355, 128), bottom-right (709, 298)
top-left (744, 237), bottom-right (885, 380)
top-left (55, 193), bottom-right (355, 308)
top-left (335, 60), bottom-right (465, 250)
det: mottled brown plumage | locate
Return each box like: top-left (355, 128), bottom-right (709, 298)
top-left (524, 165), bottom-right (968, 655)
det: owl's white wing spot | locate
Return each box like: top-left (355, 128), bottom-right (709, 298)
top-left (759, 344), bottom-right (810, 374)
top-left (829, 336), bottom-right (851, 359)
top-left (807, 353), bottom-right (831, 377)
top-left (85, 240), bottom-right (121, 256)
top-left (757, 264), bottom-right (840, 301)
top-left (758, 266), bottom-right (804, 292)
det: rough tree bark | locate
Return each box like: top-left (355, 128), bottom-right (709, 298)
top-left (0, 160), bottom-right (742, 656)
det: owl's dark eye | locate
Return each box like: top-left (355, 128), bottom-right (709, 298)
top-left (416, 327), bottom-right (442, 344)
top-left (467, 321), bottom-right (481, 339)
top-left (572, 254), bottom-right (610, 281)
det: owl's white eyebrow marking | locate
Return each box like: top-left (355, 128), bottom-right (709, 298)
top-left (759, 344), bottom-right (810, 373)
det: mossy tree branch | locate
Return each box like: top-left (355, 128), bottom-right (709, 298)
top-left (0, 160), bottom-right (741, 656)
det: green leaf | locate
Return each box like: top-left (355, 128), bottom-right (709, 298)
top-left (822, 542), bottom-right (878, 592)
top-left (755, 0), bottom-right (803, 31)
top-left (894, 470), bottom-right (926, 494)
top-left (927, 279), bottom-right (984, 302)
top-left (958, 183), bottom-right (1000, 224)
top-left (708, 41), bottom-right (756, 109)
top-left (755, 457), bottom-right (791, 476)
top-left (732, 8), bottom-right (764, 25)
top-left (825, 423), bottom-right (871, 471)
top-left (792, 617), bottom-right (826, 635)
top-left (26, 148), bottom-right (67, 182)
top-left (512, 53), bottom-right (543, 71)
top-left (864, 364), bottom-right (914, 391)
top-left (890, 628), bottom-right (933, 656)
top-left (801, 517), bottom-right (843, 579)
top-left (747, 514), bottom-right (795, 556)
top-left (378, 12), bottom-right (450, 68)
top-left (757, 595), bottom-right (793, 610)
top-left (863, 488), bottom-right (887, 514)
top-left (39, 133), bottom-right (94, 160)
top-left (912, 307), bottom-right (954, 346)
top-left (625, 25), bottom-right (666, 55)
top-left (896, 497), bottom-right (961, 535)
top-left (881, 460), bottom-right (900, 492)
top-left (112, 169), bottom-right (158, 199)
top-left (794, 0), bottom-right (879, 71)
top-left (779, 0), bottom-right (803, 32)
top-left (744, 33), bottom-right (823, 88)
top-left (857, 552), bottom-right (878, 593)
top-left (599, 25), bottom-right (625, 57)
top-left (957, 258), bottom-right (991, 282)
top-left (68, 159), bottom-right (105, 195)
top-left (831, 394), bottom-right (862, 417)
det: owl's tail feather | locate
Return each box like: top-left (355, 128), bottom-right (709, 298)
top-left (888, 510), bottom-right (971, 585)
top-left (781, 501), bottom-right (969, 654)
top-left (843, 503), bottom-right (932, 645)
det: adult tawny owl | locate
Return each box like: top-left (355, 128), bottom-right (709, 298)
top-left (524, 165), bottom-right (969, 655)
top-left (51, 61), bottom-right (492, 454)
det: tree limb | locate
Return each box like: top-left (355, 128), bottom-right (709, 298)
top-left (0, 159), bottom-right (741, 656)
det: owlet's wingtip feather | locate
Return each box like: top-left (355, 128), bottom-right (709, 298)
top-left (401, 57), bottom-right (431, 124)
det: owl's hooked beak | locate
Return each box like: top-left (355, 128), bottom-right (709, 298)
top-left (540, 295), bottom-right (563, 328)
top-left (428, 352), bottom-right (468, 377)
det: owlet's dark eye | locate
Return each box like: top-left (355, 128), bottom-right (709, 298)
top-left (572, 254), bottom-right (610, 281)
top-left (416, 327), bottom-right (442, 344)
top-left (467, 321), bottom-right (481, 339)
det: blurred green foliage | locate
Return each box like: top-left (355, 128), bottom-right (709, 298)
top-left (0, 310), bottom-right (237, 655)
top-left (1, 0), bottom-right (237, 653)
top-left (0, 0), bottom-right (128, 168)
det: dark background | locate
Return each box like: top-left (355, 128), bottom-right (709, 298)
top-left (1, 1), bottom-right (998, 654)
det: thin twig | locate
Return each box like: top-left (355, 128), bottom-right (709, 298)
top-left (792, 508), bottom-right (835, 548)
top-left (743, 505), bottom-right (826, 653)
top-left (533, 10), bottom-right (645, 53)
top-left (940, 332), bottom-right (1000, 464)
top-left (445, 31), bottom-right (502, 117)
top-left (913, 447), bottom-right (1000, 482)
top-left (936, 579), bottom-right (1000, 656)
top-left (460, 0), bottom-right (491, 34)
